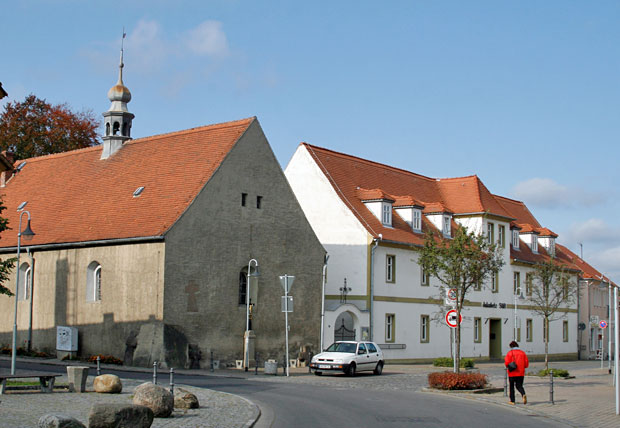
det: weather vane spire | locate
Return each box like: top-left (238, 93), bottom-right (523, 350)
top-left (118, 28), bottom-right (126, 83)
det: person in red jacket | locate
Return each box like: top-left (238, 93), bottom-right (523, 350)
top-left (505, 340), bottom-right (529, 404)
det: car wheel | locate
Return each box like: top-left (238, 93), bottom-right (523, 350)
top-left (373, 362), bottom-right (384, 375)
top-left (347, 363), bottom-right (356, 377)
top-left (314, 371), bottom-right (322, 376)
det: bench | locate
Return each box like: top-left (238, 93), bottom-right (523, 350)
top-left (0, 371), bottom-right (62, 394)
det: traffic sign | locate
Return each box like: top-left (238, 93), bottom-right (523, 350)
top-left (448, 288), bottom-right (457, 301)
top-left (281, 296), bottom-right (294, 312)
top-left (279, 275), bottom-right (295, 293)
top-left (445, 309), bottom-right (462, 328)
top-left (599, 320), bottom-right (608, 329)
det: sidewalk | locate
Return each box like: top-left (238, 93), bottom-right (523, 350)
top-left (0, 357), bottom-right (259, 428)
top-left (425, 361), bottom-right (620, 428)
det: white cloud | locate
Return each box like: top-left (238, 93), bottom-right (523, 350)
top-left (569, 218), bottom-right (620, 244)
top-left (587, 246), bottom-right (620, 284)
top-left (511, 178), bottom-right (605, 209)
top-left (125, 20), bottom-right (169, 71)
top-left (184, 20), bottom-right (230, 57)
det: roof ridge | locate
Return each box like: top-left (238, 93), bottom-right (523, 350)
top-left (19, 144), bottom-right (101, 164)
top-left (130, 117), bottom-right (255, 145)
top-left (301, 142), bottom-right (437, 183)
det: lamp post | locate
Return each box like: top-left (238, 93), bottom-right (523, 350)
top-left (11, 210), bottom-right (35, 374)
top-left (514, 286), bottom-right (523, 341)
top-left (245, 259), bottom-right (258, 371)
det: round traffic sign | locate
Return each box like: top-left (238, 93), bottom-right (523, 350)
top-left (445, 309), bottom-right (462, 328)
top-left (448, 288), bottom-right (457, 301)
top-left (599, 320), bottom-right (608, 329)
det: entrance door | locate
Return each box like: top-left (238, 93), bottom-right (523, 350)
top-left (489, 319), bottom-right (502, 359)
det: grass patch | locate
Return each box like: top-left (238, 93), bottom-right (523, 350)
top-left (533, 368), bottom-right (570, 378)
top-left (433, 357), bottom-right (475, 369)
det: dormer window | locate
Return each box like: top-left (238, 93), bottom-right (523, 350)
top-left (442, 215), bottom-right (451, 237)
top-left (382, 203), bottom-right (392, 226)
top-left (412, 209), bottom-right (421, 232)
top-left (512, 229), bottom-right (520, 250)
top-left (531, 235), bottom-right (538, 253)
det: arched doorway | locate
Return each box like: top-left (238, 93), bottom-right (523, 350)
top-left (334, 311), bottom-right (356, 341)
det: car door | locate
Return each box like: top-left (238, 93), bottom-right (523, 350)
top-left (355, 342), bottom-right (371, 371)
top-left (365, 342), bottom-right (380, 369)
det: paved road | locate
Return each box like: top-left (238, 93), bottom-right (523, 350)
top-left (1, 359), bottom-right (562, 428)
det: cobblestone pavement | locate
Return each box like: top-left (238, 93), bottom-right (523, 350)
top-left (0, 375), bottom-right (258, 428)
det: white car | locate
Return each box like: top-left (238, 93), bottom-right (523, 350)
top-left (309, 341), bottom-right (384, 376)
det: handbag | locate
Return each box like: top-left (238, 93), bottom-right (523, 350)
top-left (507, 351), bottom-right (517, 371)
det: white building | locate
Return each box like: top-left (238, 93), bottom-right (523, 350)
top-left (285, 143), bottom-right (580, 362)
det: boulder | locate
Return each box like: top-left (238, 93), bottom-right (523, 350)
top-left (93, 374), bottom-right (122, 393)
top-left (88, 404), bottom-right (153, 428)
top-left (37, 413), bottom-right (86, 428)
top-left (132, 382), bottom-right (174, 417)
top-left (173, 388), bottom-right (199, 409)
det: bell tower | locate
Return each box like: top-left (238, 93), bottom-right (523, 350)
top-left (101, 31), bottom-right (134, 159)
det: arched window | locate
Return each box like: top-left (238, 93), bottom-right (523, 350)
top-left (238, 271), bottom-right (247, 305)
top-left (105, 123), bottom-right (110, 136)
top-left (122, 122), bottom-right (127, 136)
top-left (86, 261), bottom-right (102, 302)
top-left (17, 262), bottom-right (31, 301)
top-left (113, 122), bottom-right (120, 135)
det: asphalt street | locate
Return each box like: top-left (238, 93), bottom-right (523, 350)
top-left (1, 360), bottom-right (564, 428)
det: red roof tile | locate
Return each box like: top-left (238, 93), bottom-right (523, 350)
top-left (0, 118), bottom-right (254, 248)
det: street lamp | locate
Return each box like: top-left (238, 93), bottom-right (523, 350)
top-left (244, 259), bottom-right (259, 371)
top-left (11, 210), bottom-right (35, 374)
top-left (514, 286), bottom-right (524, 341)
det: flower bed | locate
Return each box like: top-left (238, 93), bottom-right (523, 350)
top-left (428, 371), bottom-right (488, 390)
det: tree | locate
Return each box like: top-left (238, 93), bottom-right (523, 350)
top-left (0, 94), bottom-right (100, 160)
top-left (525, 259), bottom-right (578, 370)
top-left (419, 226), bottom-right (504, 373)
top-left (0, 199), bottom-right (15, 296)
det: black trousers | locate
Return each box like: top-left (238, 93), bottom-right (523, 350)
top-left (509, 376), bottom-right (526, 402)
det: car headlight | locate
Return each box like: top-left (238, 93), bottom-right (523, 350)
top-left (332, 359), bottom-right (343, 364)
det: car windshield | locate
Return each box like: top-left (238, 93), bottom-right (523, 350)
top-left (325, 342), bottom-right (356, 353)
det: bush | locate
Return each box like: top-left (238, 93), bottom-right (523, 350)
top-left (536, 368), bottom-right (569, 378)
top-left (428, 371), bottom-right (488, 390)
top-left (88, 354), bottom-right (123, 365)
top-left (0, 345), bottom-right (49, 358)
top-left (433, 357), bottom-right (475, 368)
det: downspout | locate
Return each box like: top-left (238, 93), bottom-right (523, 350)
top-left (369, 235), bottom-right (381, 341)
top-left (27, 249), bottom-right (34, 352)
top-left (320, 254), bottom-right (329, 351)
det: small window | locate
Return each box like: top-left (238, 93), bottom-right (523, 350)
top-left (17, 262), bottom-right (31, 301)
top-left (525, 273), bottom-right (533, 296)
top-left (420, 315), bottom-right (430, 343)
top-left (367, 343), bottom-right (378, 353)
top-left (382, 203), bottom-right (392, 226)
top-left (532, 235), bottom-right (538, 253)
top-left (238, 271), bottom-right (247, 305)
top-left (514, 272), bottom-right (521, 295)
top-left (526, 319), bottom-right (533, 342)
top-left (421, 268), bottom-right (430, 286)
top-left (487, 222), bottom-right (494, 244)
top-left (442, 215), bottom-right (451, 236)
top-left (256, 196), bottom-right (263, 209)
top-left (563, 320), bottom-right (569, 342)
top-left (498, 225), bottom-right (505, 248)
top-left (474, 317), bottom-right (481, 343)
top-left (517, 327), bottom-right (521, 342)
top-left (105, 122), bottom-right (110, 136)
top-left (133, 186), bottom-right (145, 197)
top-left (412, 209), bottom-right (421, 231)
top-left (241, 193), bottom-right (247, 207)
top-left (386, 314), bottom-right (395, 342)
top-left (491, 272), bottom-right (498, 293)
top-left (512, 230), bottom-right (520, 249)
top-left (86, 261), bottom-right (102, 302)
top-left (386, 255), bottom-right (396, 283)
top-left (113, 121), bottom-right (120, 135)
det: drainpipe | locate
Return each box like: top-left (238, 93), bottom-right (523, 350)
top-left (320, 254), bottom-right (329, 351)
top-left (369, 235), bottom-right (381, 341)
top-left (27, 249), bottom-right (34, 352)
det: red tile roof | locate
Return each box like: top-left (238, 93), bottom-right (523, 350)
top-left (0, 118), bottom-right (255, 248)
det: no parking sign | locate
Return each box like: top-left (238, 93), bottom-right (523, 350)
top-left (599, 320), bottom-right (608, 329)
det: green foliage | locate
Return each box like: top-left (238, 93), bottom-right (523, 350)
top-left (428, 371), bottom-right (488, 390)
top-left (536, 368), bottom-right (569, 378)
top-left (433, 357), bottom-right (475, 368)
top-left (0, 94), bottom-right (100, 160)
top-left (88, 354), bottom-right (123, 365)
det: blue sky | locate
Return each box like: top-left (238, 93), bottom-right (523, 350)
top-left (2, 0), bottom-right (619, 281)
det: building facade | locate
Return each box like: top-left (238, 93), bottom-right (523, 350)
top-left (0, 60), bottom-right (325, 368)
top-left (285, 143), bottom-right (582, 362)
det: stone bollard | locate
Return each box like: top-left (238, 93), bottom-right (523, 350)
top-left (67, 366), bottom-right (89, 393)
